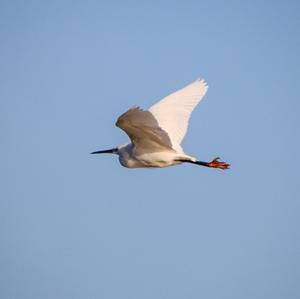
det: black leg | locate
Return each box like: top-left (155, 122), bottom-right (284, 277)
top-left (177, 158), bottom-right (230, 170)
top-left (178, 160), bottom-right (210, 167)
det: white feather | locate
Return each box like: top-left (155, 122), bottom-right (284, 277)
top-left (149, 79), bottom-right (208, 152)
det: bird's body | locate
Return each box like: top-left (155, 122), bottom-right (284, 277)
top-left (117, 143), bottom-right (193, 168)
top-left (92, 79), bottom-right (229, 170)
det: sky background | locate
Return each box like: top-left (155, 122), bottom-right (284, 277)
top-left (1, 1), bottom-right (300, 298)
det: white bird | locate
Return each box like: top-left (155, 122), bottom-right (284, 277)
top-left (91, 79), bottom-right (229, 170)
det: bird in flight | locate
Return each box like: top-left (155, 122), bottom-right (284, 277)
top-left (91, 79), bottom-right (230, 170)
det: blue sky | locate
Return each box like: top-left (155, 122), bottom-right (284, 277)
top-left (1, 1), bottom-right (300, 298)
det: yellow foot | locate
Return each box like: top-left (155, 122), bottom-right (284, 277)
top-left (208, 157), bottom-right (230, 170)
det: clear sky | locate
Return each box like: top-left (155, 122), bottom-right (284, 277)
top-left (1, 1), bottom-right (300, 298)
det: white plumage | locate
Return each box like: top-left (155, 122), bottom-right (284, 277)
top-left (149, 79), bottom-right (208, 152)
top-left (91, 79), bottom-right (229, 170)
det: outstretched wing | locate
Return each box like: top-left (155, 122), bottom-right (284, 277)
top-left (149, 79), bottom-right (208, 151)
top-left (116, 107), bottom-right (174, 154)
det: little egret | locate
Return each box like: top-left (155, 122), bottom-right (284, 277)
top-left (91, 79), bottom-right (230, 170)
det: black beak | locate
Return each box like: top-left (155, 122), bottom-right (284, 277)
top-left (90, 148), bottom-right (117, 154)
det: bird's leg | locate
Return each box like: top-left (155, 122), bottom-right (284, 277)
top-left (179, 157), bottom-right (230, 170)
top-left (206, 157), bottom-right (230, 170)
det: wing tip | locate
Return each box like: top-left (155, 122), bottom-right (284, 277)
top-left (195, 77), bottom-right (208, 89)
